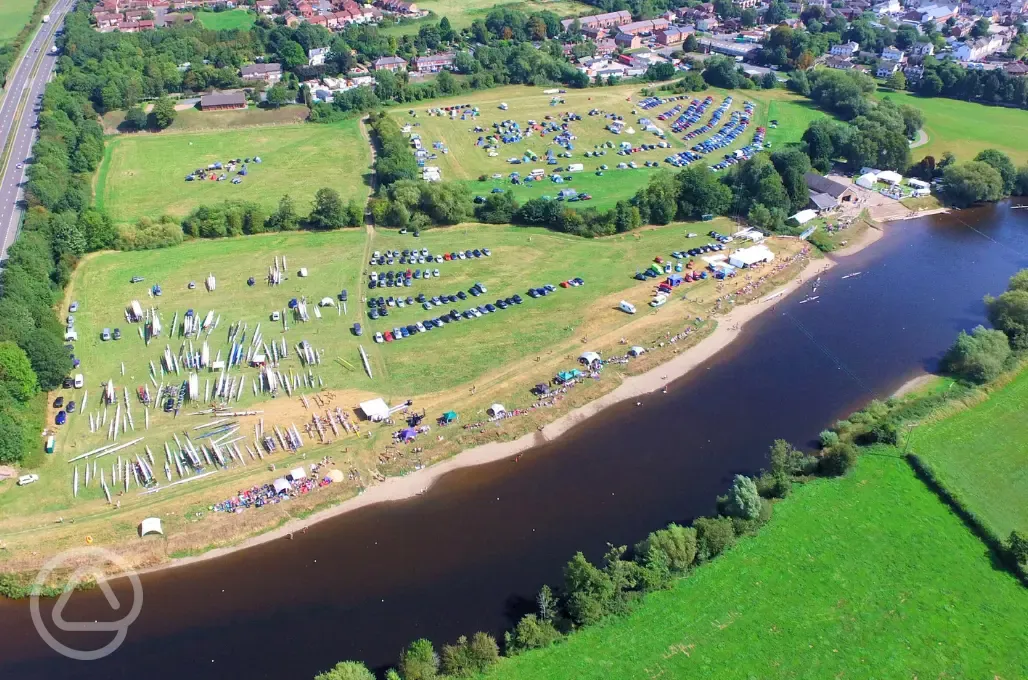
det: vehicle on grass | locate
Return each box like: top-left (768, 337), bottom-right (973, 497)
top-left (54, 397), bottom-right (64, 408)
top-left (130, 276), bottom-right (144, 283)
top-left (101, 328), bottom-right (111, 341)
top-left (384, 331), bottom-right (394, 342)
top-left (74, 374), bottom-right (84, 388)
top-left (469, 287), bottom-right (480, 297)
top-left (67, 401), bottom-right (76, 413)
top-left (497, 300), bottom-right (508, 309)
top-left (17, 474), bottom-right (39, 486)
top-left (393, 327), bottom-right (402, 339)
top-left (55, 411), bottom-right (67, 425)
top-left (353, 323), bottom-right (363, 336)
top-left (619, 300), bottom-right (637, 314)
top-left (63, 378), bottom-right (74, 389)
top-left (475, 282), bottom-right (487, 293)
top-left (485, 303), bottom-right (497, 312)
top-left (416, 322), bottom-right (426, 333)
top-left (369, 309), bottom-right (379, 320)
top-left (113, 328), bottom-right (121, 340)
top-left (69, 301), bottom-right (78, 312)
top-left (374, 332), bottom-right (384, 343)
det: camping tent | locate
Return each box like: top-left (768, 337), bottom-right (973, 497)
top-left (400, 428), bottom-right (418, 442)
top-left (877, 170), bottom-right (902, 185)
top-left (288, 467), bottom-right (306, 481)
top-left (789, 209), bottom-right (817, 226)
top-left (139, 517), bottom-right (163, 537)
top-left (272, 478), bottom-right (291, 495)
top-left (441, 411), bottom-right (458, 423)
top-left (579, 351), bottom-right (602, 366)
top-left (358, 397), bottom-right (390, 421)
top-left (488, 404), bottom-right (506, 417)
top-left (629, 346), bottom-right (646, 357)
top-left (856, 172), bottom-right (877, 189)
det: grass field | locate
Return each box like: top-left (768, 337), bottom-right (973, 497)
top-left (910, 369), bottom-right (1028, 537)
top-left (484, 453), bottom-right (1028, 680)
top-left (0, 0), bottom-right (36, 45)
top-left (102, 104), bottom-right (310, 135)
top-left (880, 91), bottom-right (1028, 164)
top-left (390, 85), bottom-right (817, 211)
top-left (97, 117), bottom-right (370, 223)
top-left (378, 0), bottom-right (591, 36)
top-left (194, 9), bottom-right (255, 31)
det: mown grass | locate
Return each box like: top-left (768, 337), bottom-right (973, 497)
top-left (377, 0), bottom-right (591, 35)
top-left (879, 91), bottom-right (1028, 164)
top-left (97, 117), bottom-right (371, 223)
top-left (193, 9), bottom-right (255, 31)
top-left (909, 368), bottom-right (1028, 537)
top-left (389, 84), bottom-right (816, 210)
top-left (484, 453), bottom-right (1028, 680)
top-left (0, 0), bottom-right (36, 45)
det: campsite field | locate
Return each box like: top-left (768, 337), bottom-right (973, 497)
top-left (390, 85), bottom-right (817, 210)
top-left (0, 0), bottom-right (35, 45)
top-left (879, 91), bottom-right (1028, 164)
top-left (378, 0), bottom-right (591, 35)
top-left (909, 369), bottom-right (1028, 537)
top-left (96, 117), bottom-right (370, 224)
top-left (483, 452), bottom-right (1028, 680)
top-left (193, 9), bottom-right (255, 31)
top-left (0, 220), bottom-right (811, 565)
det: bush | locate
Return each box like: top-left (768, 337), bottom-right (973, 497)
top-left (819, 442), bottom-right (858, 476)
top-left (503, 615), bottom-right (561, 654)
top-left (942, 325), bottom-right (1012, 384)
top-left (694, 516), bottom-right (737, 561)
top-left (634, 523), bottom-right (697, 572)
top-left (441, 633), bottom-right (499, 677)
top-left (722, 475), bottom-right (762, 520)
top-left (399, 639), bottom-right (439, 680)
top-left (313, 661), bottom-right (375, 680)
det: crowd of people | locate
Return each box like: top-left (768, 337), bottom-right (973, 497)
top-left (212, 462), bottom-right (334, 514)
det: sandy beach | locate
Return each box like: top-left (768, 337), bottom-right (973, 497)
top-left (144, 231), bottom-right (883, 576)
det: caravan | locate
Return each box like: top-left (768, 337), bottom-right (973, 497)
top-left (619, 300), bottom-right (637, 314)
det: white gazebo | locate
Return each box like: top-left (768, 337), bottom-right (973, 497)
top-left (288, 467), bottom-right (307, 482)
top-left (789, 209), bottom-right (818, 226)
top-left (729, 245), bottom-right (775, 269)
top-left (488, 404), bottom-right (506, 417)
top-left (877, 170), bottom-right (902, 185)
top-left (579, 351), bottom-right (602, 366)
top-left (628, 346), bottom-right (646, 357)
top-left (139, 517), bottom-right (164, 537)
top-left (272, 478), bottom-right (291, 495)
top-left (358, 397), bottom-right (390, 421)
top-left (856, 172), bottom-right (877, 189)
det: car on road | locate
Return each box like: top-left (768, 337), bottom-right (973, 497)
top-left (15, 163), bottom-right (22, 169)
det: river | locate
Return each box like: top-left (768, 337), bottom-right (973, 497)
top-left (2, 204), bottom-right (1027, 679)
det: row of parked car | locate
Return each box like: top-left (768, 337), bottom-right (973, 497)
top-left (368, 268), bottom-right (441, 289)
top-left (369, 247), bottom-right (491, 267)
top-left (369, 293), bottom-right (528, 343)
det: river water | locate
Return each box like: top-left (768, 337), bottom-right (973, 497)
top-left (2, 204), bottom-right (1027, 679)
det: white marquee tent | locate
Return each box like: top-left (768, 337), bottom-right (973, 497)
top-left (139, 517), bottom-right (163, 537)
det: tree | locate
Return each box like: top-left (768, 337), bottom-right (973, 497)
top-left (399, 639), bottom-right (439, 680)
top-left (125, 106), bottom-right (148, 131)
top-left (635, 523), bottom-right (697, 572)
top-left (764, 0), bottom-right (789, 24)
top-left (1009, 530), bottom-right (1028, 565)
top-left (441, 633), bottom-right (499, 676)
top-left (723, 475), bottom-right (762, 520)
top-left (562, 551), bottom-right (615, 626)
top-left (22, 327), bottom-right (71, 390)
top-left (702, 56), bottom-right (739, 89)
top-left (269, 194), bottom-right (300, 231)
top-left (819, 442), bottom-right (858, 476)
top-left (0, 411), bottom-right (26, 464)
top-left (278, 41), bottom-right (308, 70)
top-left (265, 84), bottom-right (292, 108)
top-left (974, 149), bottom-right (1016, 194)
top-left (313, 661), bottom-right (375, 680)
top-left (694, 516), bottom-right (736, 561)
top-left (885, 69), bottom-right (906, 91)
top-left (683, 33), bottom-right (699, 53)
top-left (971, 16), bottom-right (991, 38)
top-left (149, 95), bottom-right (176, 131)
top-left (986, 289), bottom-right (1028, 350)
top-left (771, 147), bottom-right (812, 213)
top-left (79, 208), bottom-right (116, 251)
top-left (0, 342), bottom-right (38, 402)
top-left (504, 615), bottom-right (560, 654)
top-left (307, 188), bottom-right (347, 230)
top-left (944, 325), bottom-right (1015, 384)
top-left (536, 584), bottom-right (556, 622)
top-left (943, 161), bottom-right (1004, 207)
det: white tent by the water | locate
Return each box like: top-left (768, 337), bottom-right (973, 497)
top-left (288, 467), bottom-right (306, 482)
top-left (628, 346), bottom-right (646, 357)
top-left (272, 478), bottom-right (291, 494)
top-left (789, 209), bottom-right (817, 225)
top-left (877, 170), bottom-right (902, 185)
top-left (729, 245), bottom-right (775, 269)
top-left (856, 172), bottom-right (877, 189)
top-left (139, 517), bottom-right (163, 537)
top-left (579, 351), bottom-right (601, 366)
top-left (488, 404), bottom-right (506, 417)
top-left (358, 397), bottom-right (390, 421)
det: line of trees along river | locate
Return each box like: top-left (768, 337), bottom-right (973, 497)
top-left (2, 204), bottom-right (1028, 679)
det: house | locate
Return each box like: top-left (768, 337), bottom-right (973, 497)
top-left (915, 3), bottom-right (959, 25)
top-left (241, 63), bottom-right (283, 83)
top-left (696, 18), bottom-right (719, 32)
top-left (829, 41), bottom-right (860, 56)
top-left (255, 0), bottom-right (276, 13)
top-left (413, 53), bottom-right (455, 73)
top-left (1003, 61), bottom-right (1028, 76)
top-left (881, 45), bottom-right (905, 61)
top-left (614, 32), bottom-right (642, 49)
top-left (876, 59), bottom-right (900, 77)
top-left (373, 55), bottom-right (407, 72)
top-left (308, 47), bottom-right (329, 66)
top-left (283, 11), bottom-right (300, 25)
top-left (903, 64), bottom-right (925, 80)
top-left (732, 0), bottom-right (758, 8)
top-left (560, 9), bottom-right (632, 32)
top-left (655, 26), bottom-right (694, 46)
top-left (618, 18), bottom-right (670, 35)
top-left (376, 0), bottom-right (418, 14)
top-left (805, 172), bottom-right (856, 209)
top-left (954, 35), bottom-right (1006, 61)
top-left (825, 55), bottom-right (855, 69)
top-left (200, 91), bottom-right (247, 111)
top-left (308, 14), bottom-right (328, 26)
top-left (911, 41), bottom-right (935, 57)
top-left (581, 26), bottom-right (608, 40)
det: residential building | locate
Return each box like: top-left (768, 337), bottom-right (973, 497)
top-left (954, 34), bottom-right (1006, 61)
top-left (1003, 61), bottom-right (1028, 76)
top-left (655, 26), bottom-right (694, 46)
top-left (911, 41), bottom-right (935, 56)
top-left (825, 55), bottom-right (856, 69)
top-left (372, 55), bottom-right (407, 72)
top-left (614, 32), bottom-right (642, 49)
top-left (308, 47), bottom-right (329, 66)
top-left (881, 45), bottom-right (905, 61)
top-left (618, 18), bottom-right (670, 35)
top-left (876, 59), bottom-right (900, 77)
top-left (200, 91), bottom-right (247, 111)
top-left (903, 64), bottom-right (925, 80)
top-left (733, 0), bottom-right (758, 8)
top-left (375, 0), bottom-right (418, 14)
top-left (560, 9), bottom-right (632, 31)
top-left (255, 0), bottom-right (276, 13)
top-left (413, 52), bottom-right (455, 73)
top-left (829, 41), bottom-right (859, 56)
top-left (696, 18), bottom-right (718, 31)
top-left (240, 63), bottom-right (284, 83)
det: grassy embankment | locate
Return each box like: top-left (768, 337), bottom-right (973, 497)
top-left (880, 91), bottom-right (1028, 164)
top-left (483, 452), bottom-right (1028, 680)
top-left (0, 0), bottom-right (37, 45)
top-left (193, 9), bottom-right (255, 31)
top-left (0, 221), bottom-right (810, 572)
top-left (377, 0), bottom-right (591, 36)
top-left (387, 85), bottom-right (821, 212)
top-left (96, 117), bottom-right (370, 224)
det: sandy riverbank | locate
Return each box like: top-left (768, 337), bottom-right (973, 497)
top-left (142, 236), bottom-right (879, 577)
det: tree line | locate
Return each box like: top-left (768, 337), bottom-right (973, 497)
top-left (0, 0), bottom-right (57, 89)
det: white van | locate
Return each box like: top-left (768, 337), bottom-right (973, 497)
top-left (64, 330), bottom-right (77, 341)
top-left (619, 300), bottom-right (637, 314)
top-left (650, 294), bottom-right (668, 308)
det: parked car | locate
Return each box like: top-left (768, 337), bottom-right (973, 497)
top-left (67, 400), bottom-right (76, 413)
top-left (112, 328), bottom-right (121, 340)
top-left (101, 328), bottom-right (111, 341)
top-left (69, 301), bottom-right (79, 312)
top-left (74, 374), bottom-right (83, 388)
top-left (352, 323), bottom-right (363, 336)
top-left (374, 332), bottom-right (384, 343)
top-left (55, 410), bottom-right (67, 425)
top-left (17, 474), bottom-right (39, 486)
top-left (53, 396), bottom-right (64, 408)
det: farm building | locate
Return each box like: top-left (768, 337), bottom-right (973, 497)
top-left (200, 91), bottom-right (247, 111)
top-left (729, 245), bottom-right (775, 268)
top-left (241, 63), bottom-right (283, 84)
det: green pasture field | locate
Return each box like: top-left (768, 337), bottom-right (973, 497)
top-left (484, 453), bottom-right (1028, 680)
top-left (910, 368), bottom-right (1028, 537)
top-left (193, 9), bottom-right (255, 31)
top-left (389, 85), bottom-right (819, 210)
top-left (102, 104), bottom-right (310, 135)
top-left (96, 118), bottom-right (371, 224)
top-left (880, 91), bottom-right (1028, 164)
top-left (377, 0), bottom-right (591, 36)
top-left (0, 0), bottom-right (35, 45)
